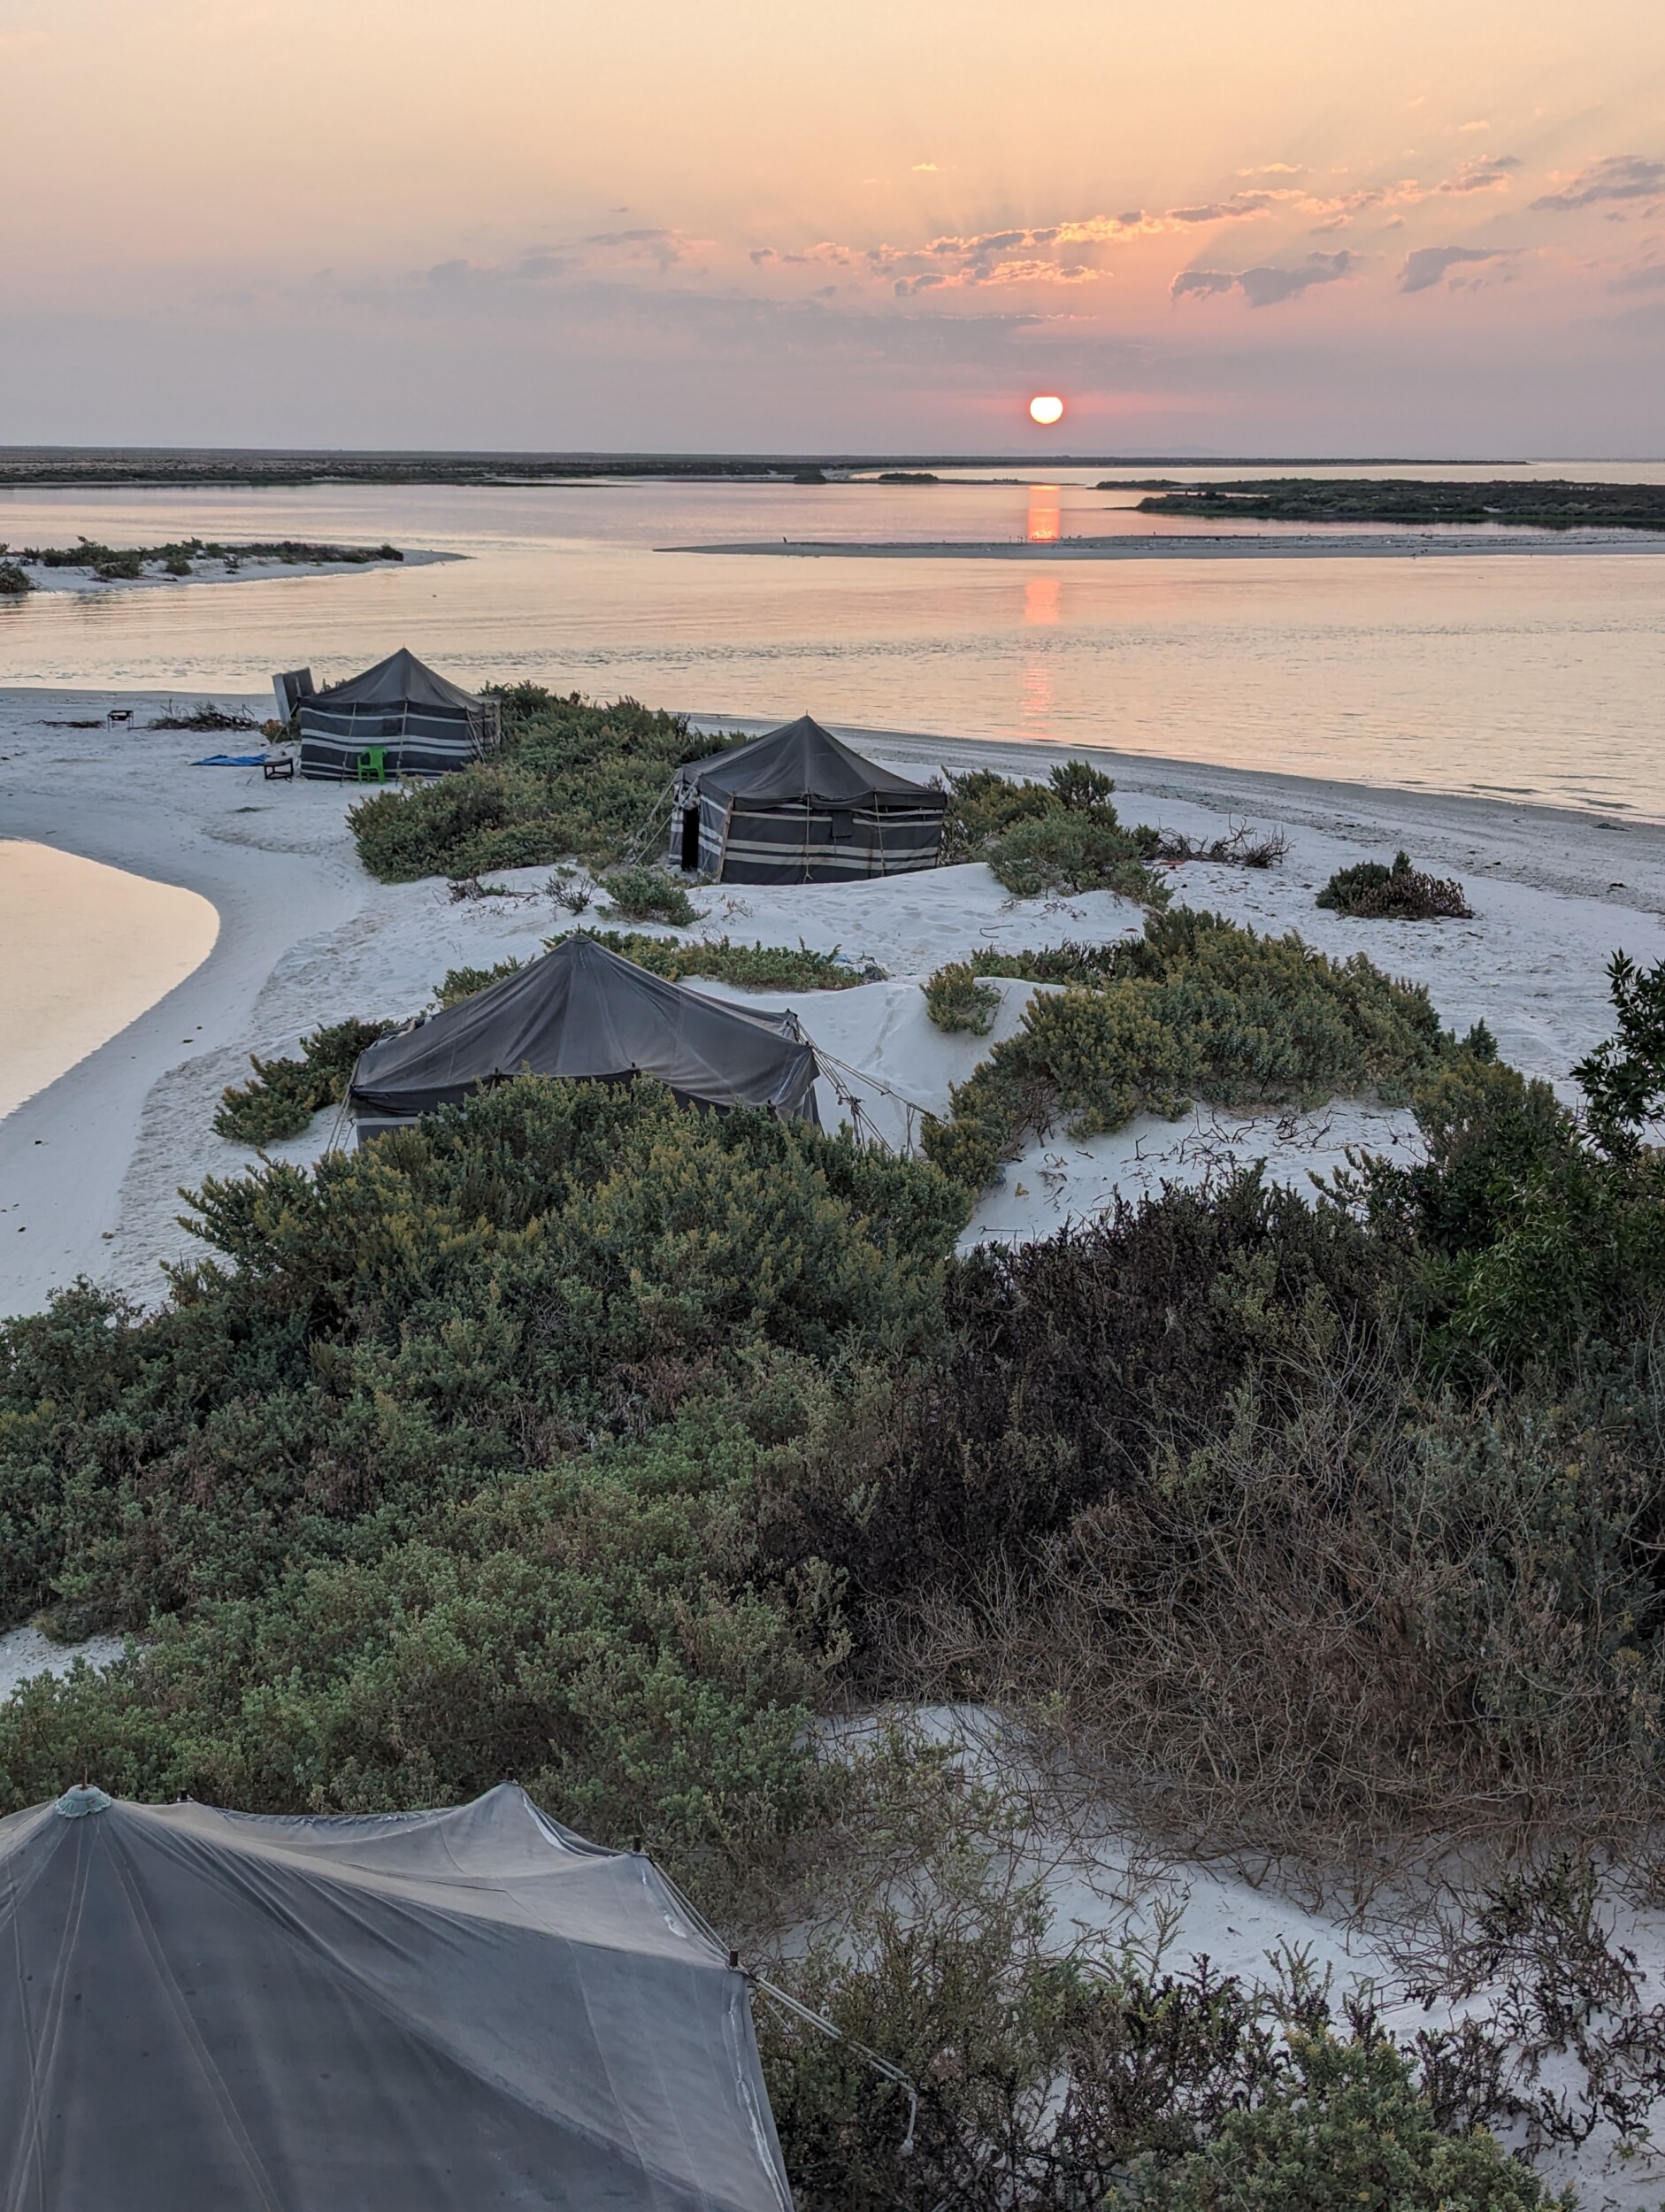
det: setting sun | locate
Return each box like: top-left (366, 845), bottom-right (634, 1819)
top-left (1028, 395), bottom-right (1064, 426)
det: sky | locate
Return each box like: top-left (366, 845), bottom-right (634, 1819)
top-left (2, 0), bottom-right (1664, 454)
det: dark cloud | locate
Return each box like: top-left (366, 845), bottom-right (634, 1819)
top-left (1533, 156), bottom-right (1665, 211)
top-left (1438, 153), bottom-right (1521, 195)
top-left (1399, 244), bottom-right (1508, 292)
top-left (1174, 251), bottom-right (1359, 307)
top-left (1169, 191), bottom-right (1283, 224)
top-left (1170, 269), bottom-right (1237, 299)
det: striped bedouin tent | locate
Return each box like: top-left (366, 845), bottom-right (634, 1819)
top-left (667, 715), bottom-right (947, 884)
top-left (296, 648), bottom-right (501, 781)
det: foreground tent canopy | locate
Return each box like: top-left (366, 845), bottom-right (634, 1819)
top-left (668, 715), bottom-right (947, 883)
top-left (294, 647), bottom-right (501, 781)
top-left (0, 1782), bottom-right (792, 2212)
top-left (349, 932), bottom-right (821, 1141)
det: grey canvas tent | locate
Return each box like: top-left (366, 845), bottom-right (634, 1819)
top-left (297, 647), bottom-right (501, 781)
top-left (349, 933), bottom-right (821, 1141)
top-left (0, 1781), bottom-right (791, 2212)
top-left (668, 716), bottom-right (946, 884)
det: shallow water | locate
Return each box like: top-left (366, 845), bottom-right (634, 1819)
top-left (2, 465), bottom-right (1664, 818)
top-left (0, 842), bottom-right (219, 1116)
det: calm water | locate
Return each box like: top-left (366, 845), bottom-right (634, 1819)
top-left (0, 842), bottom-right (218, 1116)
top-left (3, 465), bottom-right (1664, 818)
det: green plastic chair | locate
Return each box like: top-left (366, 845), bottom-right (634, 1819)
top-left (354, 746), bottom-right (389, 784)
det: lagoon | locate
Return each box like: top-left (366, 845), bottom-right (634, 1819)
top-left (2, 465), bottom-right (1664, 819)
top-left (0, 841), bottom-right (219, 1118)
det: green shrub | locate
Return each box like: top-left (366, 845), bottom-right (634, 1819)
top-left (0, 1402), bottom-right (833, 1878)
top-left (1317, 849), bottom-right (1472, 919)
top-left (937, 766), bottom-right (1058, 861)
top-left (434, 959), bottom-right (525, 1007)
top-left (598, 866), bottom-right (701, 926)
top-left (1117, 2025), bottom-right (1562, 2212)
top-left (922, 909), bottom-right (1449, 1189)
top-left (546, 930), bottom-right (869, 991)
top-left (214, 1016), bottom-right (396, 1144)
top-left (1, 1075), bottom-right (965, 1639)
top-left (921, 963), bottom-right (1002, 1035)
top-left (936, 941), bottom-right (1132, 989)
top-left (1573, 948), bottom-right (1665, 1159)
top-left (349, 695), bottom-right (740, 883)
top-left (0, 560), bottom-right (32, 595)
top-left (762, 1834), bottom-right (1571, 2212)
top-left (986, 810), bottom-right (1169, 903)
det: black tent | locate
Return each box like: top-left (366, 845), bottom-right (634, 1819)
top-left (297, 647), bottom-right (501, 781)
top-left (668, 716), bottom-right (946, 884)
top-left (0, 1782), bottom-right (792, 2211)
top-left (349, 933), bottom-right (821, 1141)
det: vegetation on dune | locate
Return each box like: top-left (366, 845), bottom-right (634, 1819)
top-left (17, 739), bottom-right (1665, 2200)
top-left (596, 864), bottom-right (702, 926)
top-left (16, 536), bottom-right (402, 580)
top-left (0, 553), bottom-right (33, 595)
top-left (936, 757), bottom-right (1171, 903)
top-left (1318, 849), bottom-right (1474, 920)
top-left (545, 929), bottom-right (872, 991)
top-left (919, 907), bottom-right (1453, 1191)
top-left (1106, 475), bottom-right (1665, 533)
top-left (214, 1016), bottom-right (396, 1144)
top-left (349, 686), bottom-right (739, 883)
top-left (764, 1862), bottom-right (1577, 2212)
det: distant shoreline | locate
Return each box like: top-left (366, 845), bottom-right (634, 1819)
top-left (664, 532), bottom-right (1665, 561)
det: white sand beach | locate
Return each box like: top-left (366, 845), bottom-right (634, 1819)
top-left (4, 682), bottom-right (1662, 1320)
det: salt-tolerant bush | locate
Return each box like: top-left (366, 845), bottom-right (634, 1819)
top-left (921, 908), bottom-right (1450, 1189)
top-left (920, 963), bottom-right (1002, 1035)
top-left (547, 929), bottom-right (870, 991)
top-left (350, 691), bottom-right (740, 883)
top-left (986, 810), bottom-right (1169, 903)
top-left (1317, 849), bottom-right (1473, 919)
top-left (214, 1017), bottom-right (396, 1144)
top-left (596, 866), bottom-right (701, 926)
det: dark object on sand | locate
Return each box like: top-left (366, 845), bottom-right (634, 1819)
top-left (151, 702), bottom-right (261, 733)
top-left (0, 1781), bottom-right (791, 2212)
top-left (667, 713), bottom-right (947, 882)
top-left (349, 931), bottom-right (822, 1141)
top-left (297, 646), bottom-right (501, 781)
top-left (1317, 849), bottom-right (1473, 919)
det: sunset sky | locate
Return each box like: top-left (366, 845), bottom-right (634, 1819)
top-left (4, 0), bottom-right (1664, 452)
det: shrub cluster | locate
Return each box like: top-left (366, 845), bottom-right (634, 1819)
top-left (597, 865), bottom-right (702, 926)
top-left (763, 1866), bottom-right (1570, 2212)
top-left (546, 929), bottom-right (871, 991)
top-left (936, 758), bottom-right (1170, 904)
top-left (0, 558), bottom-right (32, 595)
top-left (349, 690), bottom-right (740, 882)
top-left (1317, 849), bottom-right (1473, 919)
top-left (213, 1016), bottom-right (396, 1144)
top-left (920, 907), bottom-right (1450, 1190)
top-left (0, 1078), bottom-right (963, 1867)
top-left (919, 963), bottom-right (1003, 1035)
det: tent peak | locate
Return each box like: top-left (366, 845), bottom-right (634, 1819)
top-left (54, 1786), bottom-right (111, 1818)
